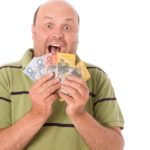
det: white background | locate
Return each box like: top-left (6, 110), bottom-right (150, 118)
top-left (0, 0), bottom-right (150, 149)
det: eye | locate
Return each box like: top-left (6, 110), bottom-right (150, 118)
top-left (64, 25), bottom-right (71, 31)
top-left (46, 23), bottom-right (53, 30)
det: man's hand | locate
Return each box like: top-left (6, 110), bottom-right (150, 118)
top-left (29, 73), bottom-right (60, 120)
top-left (0, 73), bottom-right (61, 150)
top-left (59, 75), bottom-right (89, 117)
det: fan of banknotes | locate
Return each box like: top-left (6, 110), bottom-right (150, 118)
top-left (23, 52), bottom-right (90, 82)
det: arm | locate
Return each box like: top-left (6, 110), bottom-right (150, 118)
top-left (69, 112), bottom-right (124, 150)
top-left (0, 73), bottom-right (60, 150)
top-left (59, 75), bottom-right (124, 150)
top-left (0, 111), bottom-right (46, 150)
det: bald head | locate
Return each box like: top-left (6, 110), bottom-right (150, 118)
top-left (33, 0), bottom-right (79, 25)
top-left (32, 0), bottom-right (79, 56)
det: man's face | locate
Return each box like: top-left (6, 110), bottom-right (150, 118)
top-left (32, 2), bottom-right (79, 57)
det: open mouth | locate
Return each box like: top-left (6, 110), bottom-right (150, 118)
top-left (48, 44), bottom-right (62, 55)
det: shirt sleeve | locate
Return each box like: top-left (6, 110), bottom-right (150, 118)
top-left (0, 68), bottom-right (11, 128)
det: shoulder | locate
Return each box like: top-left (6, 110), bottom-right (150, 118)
top-left (84, 62), bottom-right (107, 78)
top-left (0, 48), bottom-right (33, 72)
top-left (0, 61), bottom-right (23, 81)
top-left (0, 61), bottom-right (23, 71)
top-left (84, 62), bottom-right (112, 92)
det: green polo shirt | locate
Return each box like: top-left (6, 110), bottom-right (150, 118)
top-left (0, 49), bottom-right (124, 150)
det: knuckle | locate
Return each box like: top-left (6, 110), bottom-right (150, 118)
top-left (78, 84), bottom-right (83, 89)
top-left (71, 89), bottom-right (77, 96)
top-left (48, 85), bottom-right (59, 93)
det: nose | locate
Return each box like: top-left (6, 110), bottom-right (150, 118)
top-left (52, 28), bottom-right (64, 39)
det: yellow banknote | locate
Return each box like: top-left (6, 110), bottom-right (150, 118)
top-left (57, 52), bottom-right (75, 79)
top-left (74, 61), bottom-right (91, 81)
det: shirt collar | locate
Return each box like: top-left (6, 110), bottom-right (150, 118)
top-left (21, 49), bottom-right (34, 69)
top-left (21, 49), bottom-right (82, 68)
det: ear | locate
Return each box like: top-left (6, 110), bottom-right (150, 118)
top-left (32, 25), bottom-right (36, 40)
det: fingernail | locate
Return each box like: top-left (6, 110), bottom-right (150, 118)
top-left (56, 77), bottom-right (61, 82)
top-left (49, 72), bottom-right (54, 77)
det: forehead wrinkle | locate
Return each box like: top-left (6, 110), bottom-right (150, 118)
top-left (65, 18), bottom-right (74, 23)
top-left (44, 16), bottom-right (53, 19)
top-left (43, 16), bottom-right (74, 23)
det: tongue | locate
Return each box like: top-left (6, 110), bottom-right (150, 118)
top-left (51, 47), bottom-right (57, 55)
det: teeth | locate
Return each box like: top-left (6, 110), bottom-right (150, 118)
top-left (47, 43), bottom-right (63, 54)
top-left (50, 43), bottom-right (60, 47)
top-left (48, 45), bottom-right (61, 54)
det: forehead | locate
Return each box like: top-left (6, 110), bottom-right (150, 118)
top-left (36, 1), bottom-right (78, 23)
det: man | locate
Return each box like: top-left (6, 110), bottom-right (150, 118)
top-left (0, 0), bottom-right (124, 149)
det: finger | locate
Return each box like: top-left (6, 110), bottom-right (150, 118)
top-left (62, 79), bottom-right (89, 96)
top-left (40, 83), bottom-right (60, 100)
top-left (58, 90), bottom-right (74, 105)
top-left (46, 93), bottom-right (59, 104)
top-left (48, 77), bottom-right (60, 87)
top-left (39, 77), bottom-right (60, 94)
top-left (31, 73), bottom-right (54, 91)
top-left (60, 84), bottom-right (81, 100)
top-left (65, 75), bottom-right (89, 91)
